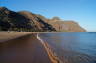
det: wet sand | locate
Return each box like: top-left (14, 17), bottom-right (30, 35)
top-left (1, 33), bottom-right (96, 63)
top-left (0, 34), bottom-right (52, 63)
top-left (37, 34), bottom-right (62, 63)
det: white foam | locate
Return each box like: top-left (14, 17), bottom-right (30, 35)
top-left (37, 34), bottom-right (44, 43)
top-left (36, 33), bottom-right (63, 63)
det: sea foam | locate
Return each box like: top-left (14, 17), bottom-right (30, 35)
top-left (36, 33), bottom-right (63, 63)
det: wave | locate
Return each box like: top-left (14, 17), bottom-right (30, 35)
top-left (36, 33), bottom-right (63, 63)
top-left (37, 34), bottom-right (44, 44)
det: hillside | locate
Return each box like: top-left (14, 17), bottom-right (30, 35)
top-left (0, 7), bottom-right (56, 32)
top-left (0, 7), bottom-right (86, 32)
top-left (47, 20), bottom-right (86, 32)
top-left (37, 16), bottom-right (86, 32)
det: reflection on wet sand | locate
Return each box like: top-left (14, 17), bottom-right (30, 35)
top-left (0, 34), bottom-right (51, 63)
top-left (0, 33), bottom-right (96, 63)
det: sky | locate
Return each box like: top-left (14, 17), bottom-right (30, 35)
top-left (0, 0), bottom-right (96, 32)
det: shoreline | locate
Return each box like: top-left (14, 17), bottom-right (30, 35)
top-left (0, 32), bottom-right (61, 63)
top-left (0, 32), bottom-right (96, 63)
top-left (0, 33), bottom-right (52, 63)
top-left (37, 34), bottom-right (63, 63)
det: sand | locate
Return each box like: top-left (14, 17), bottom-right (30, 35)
top-left (0, 32), bottom-right (61, 63)
top-left (0, 32), bottom-right (32, 42)
top-left (37, 34), bottom-right (62, 63)
top-left (0, 34), bottom-right (52, 63)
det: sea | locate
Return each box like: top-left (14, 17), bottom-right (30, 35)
top-left (39, 32), bottom-right (96, 63)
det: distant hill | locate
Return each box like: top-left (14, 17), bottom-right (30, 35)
top-left (0, 7), bottom-right (86, 32)
top-left (36, 15), bottom-right (86, 32)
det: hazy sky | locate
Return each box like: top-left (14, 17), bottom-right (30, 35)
top-left (0, 0), bottom-right (96, 32)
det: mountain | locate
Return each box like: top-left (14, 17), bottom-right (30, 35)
top-left (0, 7), bottom-right (86, 32)
top-left (37, 16), bottom-right (86, 32)
top-left (0, 7), bottom-right (56, 32)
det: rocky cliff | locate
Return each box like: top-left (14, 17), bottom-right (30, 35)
top-left (0, 7), bottom-right (86, 32)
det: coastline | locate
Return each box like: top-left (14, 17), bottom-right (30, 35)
top-left (0, 32), bottom-right (96, 63)
top-left (37, 34), bottom-right (63, 63)
top-left (0, 33), bottom-right (52, 63)
top-left (0, 32), bottom-right (62, 63)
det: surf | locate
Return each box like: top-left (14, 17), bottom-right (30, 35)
top-left (36, 33), bottom-right (63, 63)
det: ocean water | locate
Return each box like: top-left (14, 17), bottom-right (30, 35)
top-left (39, 32), bottom-right (96, 63)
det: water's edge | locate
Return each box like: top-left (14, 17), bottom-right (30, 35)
top-left (37, 33), bottom-right (63, 63)
top-left (36, 33), bottom-right (96, 63)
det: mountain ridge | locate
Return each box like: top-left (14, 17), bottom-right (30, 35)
top-left (36, 15), bottom-right (86, 32)
top-left (0, 7), bottom-right (86, 32)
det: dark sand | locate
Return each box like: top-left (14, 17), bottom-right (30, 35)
top-left (0, 34), bottom-right (52, 63)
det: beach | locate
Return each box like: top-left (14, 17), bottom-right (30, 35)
top-left (0, 33), bottom-right (52, 63)
top-left (0, 32), bottom-right (96, 63)
top-left (0, 32), bottom-right (32, 43)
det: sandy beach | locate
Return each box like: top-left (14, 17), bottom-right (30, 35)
top-left (0, 32), bottom-right (96, 63)
top-left (0, 32), bottom-right (60, 63)
top-left (0, 33), bottom-right (52, 63)
top-left (0, 32), bottom-right (32, 43)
